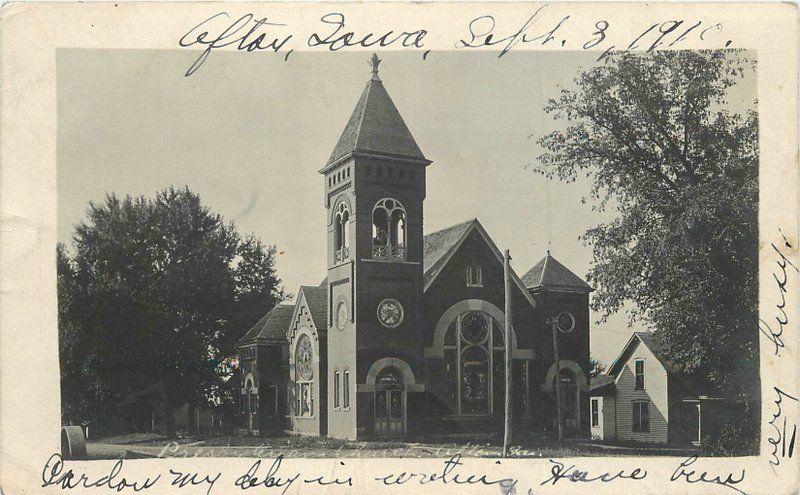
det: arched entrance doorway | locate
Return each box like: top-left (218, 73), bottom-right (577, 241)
top-left (364, 357), bottom-right (422, 437)
top-left (555, 369), bottom-right (579, 433)
top-left (374, 366), bottom-right (405, 436)
top-left (542, 360), bottom-right (588, 437)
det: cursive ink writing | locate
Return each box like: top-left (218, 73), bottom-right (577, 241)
top-left (540, 459), bottom-right (647, 485)
top-left (234, 455), bottom-right (300, 494)
top-left (760, 231), bottom-right (798, 356)
top-left (308, 13), bottom-right (427, 52)
top-left (670, 456), bottom-right (747, 494)
top-left (457, 6), bottom-right (570, 56)
top-left (41, 453), bottom-right (160, 492)
top-left (767, 386), bottom-right (798, 472)
top-left (169, 468), bottom-right (221, 495)
top-left (179, 12), bottom-right (293, 77)
top-left (374, 454), bottom-right (517, 491)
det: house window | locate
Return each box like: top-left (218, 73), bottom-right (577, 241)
top-left (334, 202), bottom-right (350, 263)
top-left (634, 359), bottom-right (645, 390)
top-left (591, 398), bottom-right (599, 427)
top-left (343, 370), bottom-right (350, 408)
top-left (334, 371), bottom-right (341, 410)
top-left (633, 401), bottom-right (650, 432)
top-left (372, 198), bottom-right (406, 261)
top-left (295, 335), bottom-right (314, 417)
top-left (442, 311), bottom-right (505, 416)
top-left (466, 266), bottom-right (483, 287)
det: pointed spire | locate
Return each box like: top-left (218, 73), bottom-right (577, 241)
top-left (322, 54), bottom-right (429, 170)
top-left (370, 53), bottom-right (382, 81)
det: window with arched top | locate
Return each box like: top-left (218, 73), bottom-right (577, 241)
top-left (334, 202), bottom-right (350, 263)
top-left (294, 335), bottom-right (314, 417)
top-left (372, 198), bottom-right (406, 261)
top-left (243, 376), bottom-right (257, 415)
top-left (442, 311), bottom-right (505, 416)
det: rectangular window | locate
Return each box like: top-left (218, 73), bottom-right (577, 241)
top-left (334, 371), bottom-right (340, 409)
top-left (343, 371), bottom-right (350, 408)
top-left (591, 398), bottom-right (599, 427)
top-left (634, 360), bottom-right (645, 390)
top-left (294, 382), bottom-right (314, 417)
top-left (633, 402), bottom-right (650, 432)
top-left (297, 382), bottom-right (313, 416)
top-left (466, 265), bottom-right (483, 287)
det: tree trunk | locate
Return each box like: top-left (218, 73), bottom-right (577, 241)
top-left (163, 403), bottom-right (177, 439)
top-left (187, 399), bottom-right (198, 436)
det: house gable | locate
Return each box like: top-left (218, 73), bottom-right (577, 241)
top-left (610, 334), bottom-right (670, 443)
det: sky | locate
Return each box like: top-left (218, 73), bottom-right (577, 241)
top-left (56, 48), bottom-right (754, 364)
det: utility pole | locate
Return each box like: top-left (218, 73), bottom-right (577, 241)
top-left (502, 250), bottom-right (513, 457)
top-left (552, 317), bottom-right (564, 446)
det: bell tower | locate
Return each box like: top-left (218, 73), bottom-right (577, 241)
top-left (321, 54), bottom-right (431, 439)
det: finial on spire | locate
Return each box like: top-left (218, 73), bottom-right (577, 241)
top-left (370, 53), bottom-right (382, 81)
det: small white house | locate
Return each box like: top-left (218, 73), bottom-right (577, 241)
top-left (589, 332), bottom-right (671, 444)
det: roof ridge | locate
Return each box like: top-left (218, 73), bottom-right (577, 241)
top-left (539, 252), bottom-right (549, 287)
top-left (350, 80), bottom-right (372, 154)
top-left (424, 217), bottom-right (477, 237)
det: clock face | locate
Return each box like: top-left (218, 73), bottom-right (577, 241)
top-left (377, 298), bottom-right (404, 328)
top-left (335, 301), bottom-right (348, 330)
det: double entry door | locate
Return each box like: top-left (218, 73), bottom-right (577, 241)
top-left (374, 389), bottom-right (405, 436)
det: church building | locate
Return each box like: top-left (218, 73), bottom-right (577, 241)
top-left (237, 55), bottom-right (593, 440)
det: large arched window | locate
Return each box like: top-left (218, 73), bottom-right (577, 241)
top-left (442, 311), bottom-right (505, 416)
top-left (294, 335), bottom-right (314, 417)
top-left (372, 198), bottom-right (406, 261)
top-left (334, 202), bottom-right (350, 263)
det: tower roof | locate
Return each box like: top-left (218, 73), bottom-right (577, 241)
top-left (323, 54), bottom-right (428, 171)
top-left (521, 252), bottom-right (592, 293)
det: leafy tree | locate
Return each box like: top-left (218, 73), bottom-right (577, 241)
top-left (589, 357), bottom-right (606, 379)
top-left (58, 187), bottom-right (284, 437)
top-left (536, 51), bottom-right (758, 451)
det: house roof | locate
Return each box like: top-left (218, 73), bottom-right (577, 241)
top-left (323, 60), bottom-right (428, 170)
top-left (299, 282), bottom-right (328, 333)
top-left (607, 331), bottom-right (671, 377)
top-left (521, 252), bottom-right (592, 293)
top-left (589, 375), bottom-right (615, 396)
top-left (237, 304), bottom-right (294, 346)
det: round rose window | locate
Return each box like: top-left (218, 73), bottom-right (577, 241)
top-left (377, 298), bottom-right (404, 328)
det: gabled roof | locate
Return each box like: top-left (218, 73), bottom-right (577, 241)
top-left (237, 304), bottom-right (294, 346)
top-left (421, 218), bottom-right (538, 310)
top-left (607, 331), bottom-right (671, 377)
top-left (422, 219), bottom-right (475, 287)
top-left (299, 282), bottom-right (328, 333)
top-left (521, 252), bottom-right (592, 293)
top-left (323, 70), bottom-right (428, 170)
